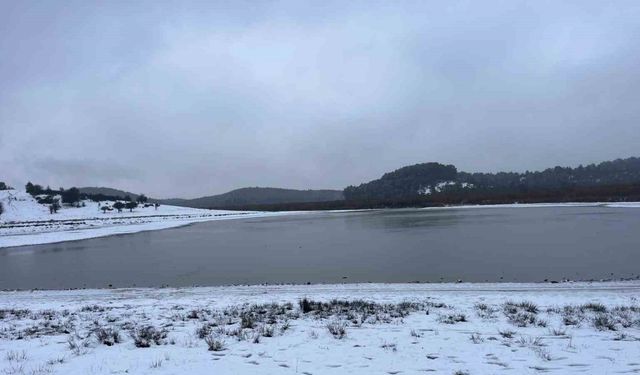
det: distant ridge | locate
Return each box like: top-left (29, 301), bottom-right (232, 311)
top-left (78, 187), bottom-right (142, 200)
top-left (160, 187), bottom-right (344, 209)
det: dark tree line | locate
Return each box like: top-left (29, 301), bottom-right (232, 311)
top-left (224, 183), bottom-right (640, 211)
top-left (458, 157), bottom-right (640, 192)
top-left (344, 157), bottom-right (640, 202)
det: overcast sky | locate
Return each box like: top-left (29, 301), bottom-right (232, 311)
top-left (1, 0), bottom-right (640, 198)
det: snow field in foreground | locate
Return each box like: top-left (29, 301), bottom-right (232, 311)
top-left (1, 282), bottom-right (639, 375)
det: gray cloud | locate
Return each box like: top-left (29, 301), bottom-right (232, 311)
top-left (2, 0), bottom-right (640, 198)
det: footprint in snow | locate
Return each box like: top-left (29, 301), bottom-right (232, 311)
top-left (486, 360), bottom-right (508, 368)
top-left (597, 356), bottom-right (615, 362)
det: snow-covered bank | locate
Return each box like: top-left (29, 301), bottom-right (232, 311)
top-left (0, 282), bottom-right (639, 375)
top-left (0, 190), bottom-right (285, 248)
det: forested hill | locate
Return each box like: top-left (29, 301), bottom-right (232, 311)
top-left (344, 157), bottom-right (640, 201)
top-left (161, 187), bottom-right (344, 209)
top-left (344, 163), bottom-right (458, 200)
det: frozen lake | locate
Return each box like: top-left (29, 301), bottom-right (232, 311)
top-left (1, 205), bottom-right (639, 289)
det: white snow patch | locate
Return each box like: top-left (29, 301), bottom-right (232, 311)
top-left (418, 181), bottom-right (475, 195)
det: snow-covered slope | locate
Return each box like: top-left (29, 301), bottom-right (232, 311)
top-left (0, 282), bottom-right (639, 375)
top-left (0, 189), bottom-right (281, 248)
top-left (0, 189), bottom-right (50, 222)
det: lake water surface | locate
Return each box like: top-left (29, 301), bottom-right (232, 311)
top-left (1, 206), bottom-right (639, 289)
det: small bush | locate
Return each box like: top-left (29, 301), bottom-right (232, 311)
top-left (80, 305), bottom-right (105, 313)
top-left (132, 326), bottom-right (168, 348)
top-left (582, 302), bottom-right (607, 313)
top-left (261, 324), bottom-right (275, 337)
top-left (562, 306), bottom-right (585, 326)
top-left (549, 327), bottom-right (567, 336)
top-left (240, 313), bottom-right (255, 329)
top-left (507, 312), bottom-right (537, 327)
top-left (204, 335), bottom-right (225, 351)
top-left (4, 350), bottom-right (27, 362)
top-left (517, 301), bottom-right (539, 314)
top-left (196, 324), bottom-right (212, 339)
top-left (326, 320), bottom-right (347, 339)
top-left (593, 313), bottom-right (617, 331)
top-left (469, 333), bottom-right (484, 344)
top-left (536, 319), bottom-right (548, 328)
top-left (300, 298), bottom-right (313, 313)
top-left (438, 313), bottom-right (467, 324)
top-left (503, 301), bottom-right (541, 327)
top-left (533, 347), bottom-right (552, 361)
top-left (516, 335), bottom-right (545, 349)
top-left (67, 334), bottom-right (91, 355)
top-left (474, 303), bottom-right (498, 319)
top-left (95, 327), bottom-right (120, 346)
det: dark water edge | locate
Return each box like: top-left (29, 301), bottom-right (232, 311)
top-left (1, 206), bottom-right (639, 290)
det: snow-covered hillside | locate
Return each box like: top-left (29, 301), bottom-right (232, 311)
top-left (0, 189), bottom-right (280, 248)
top-left (0, 282), bottom-right (639, 375)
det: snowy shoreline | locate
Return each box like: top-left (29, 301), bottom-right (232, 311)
top-left (2, 186), bottom-right (639, 249)
top-left (1, 281), bottom-right (639, 374)
top-left (0, 210), bottom-right (290, 249)
top-left (0, 189), bottom-right (294, 248)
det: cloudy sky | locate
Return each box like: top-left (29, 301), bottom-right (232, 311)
top-left (1, 0), bottom-right (639, 198)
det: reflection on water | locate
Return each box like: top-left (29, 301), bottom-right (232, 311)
top-left (0, 206), bottom-right (639, 289)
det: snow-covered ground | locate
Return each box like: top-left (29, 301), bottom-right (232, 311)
top-left (0, 282), bottom-right (639, 375)
top-left (0, 190), bottom-right (283, 248)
